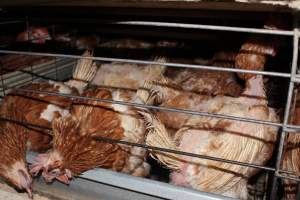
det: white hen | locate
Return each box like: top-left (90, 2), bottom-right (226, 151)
top-left (141, 75), bottom-right (279, 199)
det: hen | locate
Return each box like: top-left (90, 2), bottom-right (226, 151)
top-left (91, 57), bottom-right (167, 90)
top-left (138, 51), bottom-right (242, 130)
top-left (54, 34), bottom-right (100, 50)
top-left (234, 17), bottom-right (284, 81)
top-left (0, 50), bottom-right (97, 152)
top-left (141, 74), bottom-right (279, 199)
top-left (138, 78), bottom-right (211, 130)
top-left (138, 31), bottom-right (280, 198)
top-left (0, 106), bottom-right (33, 198)
top-left (16, 27), bottom-right (51, 44)
top-left (99, 38), bottom-right (182, 49)
top-left (1, 81), bottom-right (77, 152)
top-left (165, 51), bottom-right (242, 97)
top-left (30, 87), bottom-right (150, 184)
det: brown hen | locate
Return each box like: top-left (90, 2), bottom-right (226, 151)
top-left (30, 87), bottom-right (150, 184)
top-left (142, 75), bottom-right (279, 199)
top-left (138, 51), bottom-right (243, 130)
top-left (0, 50), bottom-right (97, 152)
top-left (166, 51), bottom-right (242, 97)
top-left (1, 81), bottom-right (77, 152)
top-left (138, 23), bottom-right (281, 198)
top-left (91, 57), bottom-right (167, 90)
top-left (0, 106), bottom-right (33, 198)
top-left (235, 17), bottom-right (284, 81)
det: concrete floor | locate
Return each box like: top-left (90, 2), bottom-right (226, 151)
top-left (0, 182), bottom-right (49, 200)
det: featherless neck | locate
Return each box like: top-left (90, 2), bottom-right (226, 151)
top-left (242, 75), bottom-right (266, 100)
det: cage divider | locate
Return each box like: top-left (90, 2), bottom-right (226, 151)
top-left (270, 24), bottom-right (299, 199)
top-left (0, 49), bottom-right (293, 78)
top-left (0, 12), bottom-right (300, 199)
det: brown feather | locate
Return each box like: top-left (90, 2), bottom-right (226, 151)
top-left (1, 81), bottom-right (76, 152)
top-left (52, 116), bottom-right (127, 175)
top-left (166, 51), bottom-right (242, 97)
top-left (33, 87), bottom-right (149, 182)
top-left (0, 105), bottom-right (31, 194)
top-left (235, 37), bottom-right (277, 80)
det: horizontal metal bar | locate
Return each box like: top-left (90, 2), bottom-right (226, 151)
top-left (15, 86), bottom-right (300, 132)
top-left (114, 21), bottom-right (294, 36)
top-left (92, 135), bottom-right (275, 172)
top-left (30, 178), bottom-right (164, 200)
top-left (1, 68), bottom-right (56, 82)
top-left (2, 108), bottom-right (299, 182)
top-left (81, 168), bottom-right (234, 200)
top-left (1, 113), bottom-right (274, 172)
top-left (5, 81), bottom-right (300, 132)
top-left (0, 20), bottom-right (24, 25)
top-left (14, 87), bottom-right (286, 128)
top-left (0, 50), bottom-right (292, 78)
top-left (277, 173), bottom-right (300, 183)
top-left (19, 69), bottom-right (56, 81)
top-left (283, 126), bottom-right (300, 133)
top-left (5, 115), bottom-right (299, 184)
top-left (0, 116), bottom-right (52, 134)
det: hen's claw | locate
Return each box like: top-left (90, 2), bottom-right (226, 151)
top-left (29, 164), bottom-right (43, 176)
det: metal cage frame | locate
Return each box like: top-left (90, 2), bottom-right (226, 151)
top-left (0, 11), bottom-right (299, 200)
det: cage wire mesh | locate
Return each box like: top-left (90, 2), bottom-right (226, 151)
top-left (0, 10), bottom-right (299, 200)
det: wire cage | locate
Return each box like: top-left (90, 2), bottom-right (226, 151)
top-left (0, 2), bottom-right (299, 200)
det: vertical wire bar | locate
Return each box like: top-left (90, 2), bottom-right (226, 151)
top-left (296, 183), bottom-right (300, 200)
top-left (52, 25), bottom-right (58, 81)
top-left (26, 16), bottom-right (34, 83)
top-left (0, 61), bottom-right (6, 96)
top-left (270, 28), bottom-right (299, 199)
top-left (54, 55), bottom-right (58, 81)
top-left (71, 57), bottom-right (76, 79)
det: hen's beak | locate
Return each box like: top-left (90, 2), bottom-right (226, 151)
top-left (56, 174), bottom-right (70, 185)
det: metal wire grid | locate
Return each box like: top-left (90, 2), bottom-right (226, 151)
top-left (0, 57), bottom-right (75, 87)
top-left (0, 15), bottom-right (299, 199)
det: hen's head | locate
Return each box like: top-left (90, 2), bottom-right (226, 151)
top-left (1, 162), bottom-right (33, 198)
top-left (0, 122), bottom-right (33, 198)
top-left (16, 26), bottom-right (51, 44)
top-left (30, 151), bottom-right (72, 185)
top-left (30, 116), bottom-right (78, 185)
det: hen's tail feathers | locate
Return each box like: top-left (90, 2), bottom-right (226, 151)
top-left (65, 50), bottom-right (97, 93)
top-left (148, 56), bottom-right (168, 79)
top-left (137, 77), bottom-right (175, 106)
top-left (139, 110), bottom-right (181, 170)
top-left (136, 80), bottom-right (158, 106)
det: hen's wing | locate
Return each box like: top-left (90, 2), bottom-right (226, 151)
top-left (0, 81), bottom-right (74, 152)
top-left (52, 116), bottom-right (128, 175)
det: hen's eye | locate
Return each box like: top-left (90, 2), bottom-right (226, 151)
top-left (50, 169), bottom-right (60, 175)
